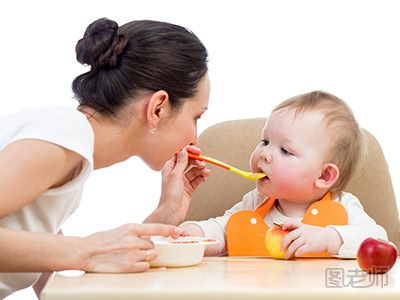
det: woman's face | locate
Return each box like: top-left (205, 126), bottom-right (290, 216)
top-left (143, 74), bottom-right (210, 170)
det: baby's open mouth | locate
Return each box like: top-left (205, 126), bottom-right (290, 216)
top-left (258, 169), bottom-right (269, 181)
top-left (261, 174), bottom-right (269, 181)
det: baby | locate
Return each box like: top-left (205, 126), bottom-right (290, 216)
top-left (180, 91), bottom-right (388, 259)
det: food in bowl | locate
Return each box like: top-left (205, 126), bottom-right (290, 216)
top-left (150, 236), bottom-right (218, 268)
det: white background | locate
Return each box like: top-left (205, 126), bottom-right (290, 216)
top-left (1, 0), bottom-right (399, 298)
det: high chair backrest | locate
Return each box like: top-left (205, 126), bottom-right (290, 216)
top-left (185, 118), bottom-right (400, 248)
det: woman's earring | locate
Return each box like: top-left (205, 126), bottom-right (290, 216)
top-left (150, 127), bottom-right (156, 134)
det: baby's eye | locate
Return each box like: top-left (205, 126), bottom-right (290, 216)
top-left (281, 147), bottom-right (292, 155)
top-left (261, 139), bottom-right (269, 146)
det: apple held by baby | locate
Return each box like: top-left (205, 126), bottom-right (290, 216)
top-left (357, 238), bottom-right (397, 274)
top-left (264, 223), bottom-right (291, 259)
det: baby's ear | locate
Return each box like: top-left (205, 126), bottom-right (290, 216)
top-left (315, 163), bottom-right (339, 190)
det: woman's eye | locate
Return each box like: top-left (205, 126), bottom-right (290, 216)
top-left (261, 139), bottom-right (269, 146)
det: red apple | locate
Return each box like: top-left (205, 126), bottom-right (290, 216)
top-left (357, 237), bottom-right (398, 274)
top-left (265, 224), bottom-right (291, 259)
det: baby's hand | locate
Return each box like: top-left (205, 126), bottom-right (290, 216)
top-left (178, 229), bottom-right (192, 237)
top-left (280, 220), bottom-right (341, 259)
top-left (178, 223), bottom-right (205, 237)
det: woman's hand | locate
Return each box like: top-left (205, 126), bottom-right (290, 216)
top-left (145, 146), bottom-right (211, 225)
top-left (279, 219), bottom-right (343, 259)
top-left (82, 223), bottom-right (182, 273)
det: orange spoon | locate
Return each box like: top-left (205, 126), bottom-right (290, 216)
top-left (188, 153), bottom-right (267, 181)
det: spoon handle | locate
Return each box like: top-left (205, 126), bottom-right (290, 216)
top-left (187, 153), bottom-right (231, 170)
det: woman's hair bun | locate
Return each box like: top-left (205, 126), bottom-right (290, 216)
top-left (75, 18), bottom-right (128, 69)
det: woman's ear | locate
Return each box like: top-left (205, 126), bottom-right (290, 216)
top-left (315, 163), bottom-right (339, 190)
top-left (146, 90), bottom-right (170, 130)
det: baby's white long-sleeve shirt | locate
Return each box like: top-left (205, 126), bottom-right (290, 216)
top-left (181, 189), bottom-right (388, 258)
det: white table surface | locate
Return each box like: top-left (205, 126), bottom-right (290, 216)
top-left (41, 257), bottom-right (400, 300)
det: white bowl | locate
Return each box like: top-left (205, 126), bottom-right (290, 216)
top-left (150, 236), bottom-right (218, 268)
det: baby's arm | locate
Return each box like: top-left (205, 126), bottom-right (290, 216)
top-left (180, 220), bottom-right (225, 256)
top-left (328, 192), bottom-right (388, 258)
top-left (180, 222), bottom-right (205, 237)
top-left (280, 192), bottom-right (388, 259)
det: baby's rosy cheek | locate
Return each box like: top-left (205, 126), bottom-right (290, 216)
top-left (276, 178), bottom-right (293, 191)
top-left (276, 164), bottom-right (293, 179)
top-left (274, 167), bottom-right (298, 187)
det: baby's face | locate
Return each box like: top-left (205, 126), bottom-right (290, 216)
top-left (250, 108), bottom-right (332, 203)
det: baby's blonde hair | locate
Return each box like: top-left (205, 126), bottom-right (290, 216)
top-left (273, 91), bottom-right (365, 195)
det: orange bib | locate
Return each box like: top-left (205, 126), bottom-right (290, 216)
top-left (226, 192), bottom-right (347, 257)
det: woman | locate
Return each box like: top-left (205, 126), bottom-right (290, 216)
top-left (0, 18), bottom-right (210, 299)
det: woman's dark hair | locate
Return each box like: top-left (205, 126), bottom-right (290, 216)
top-left (72, 18), bottom-right (208, 116)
